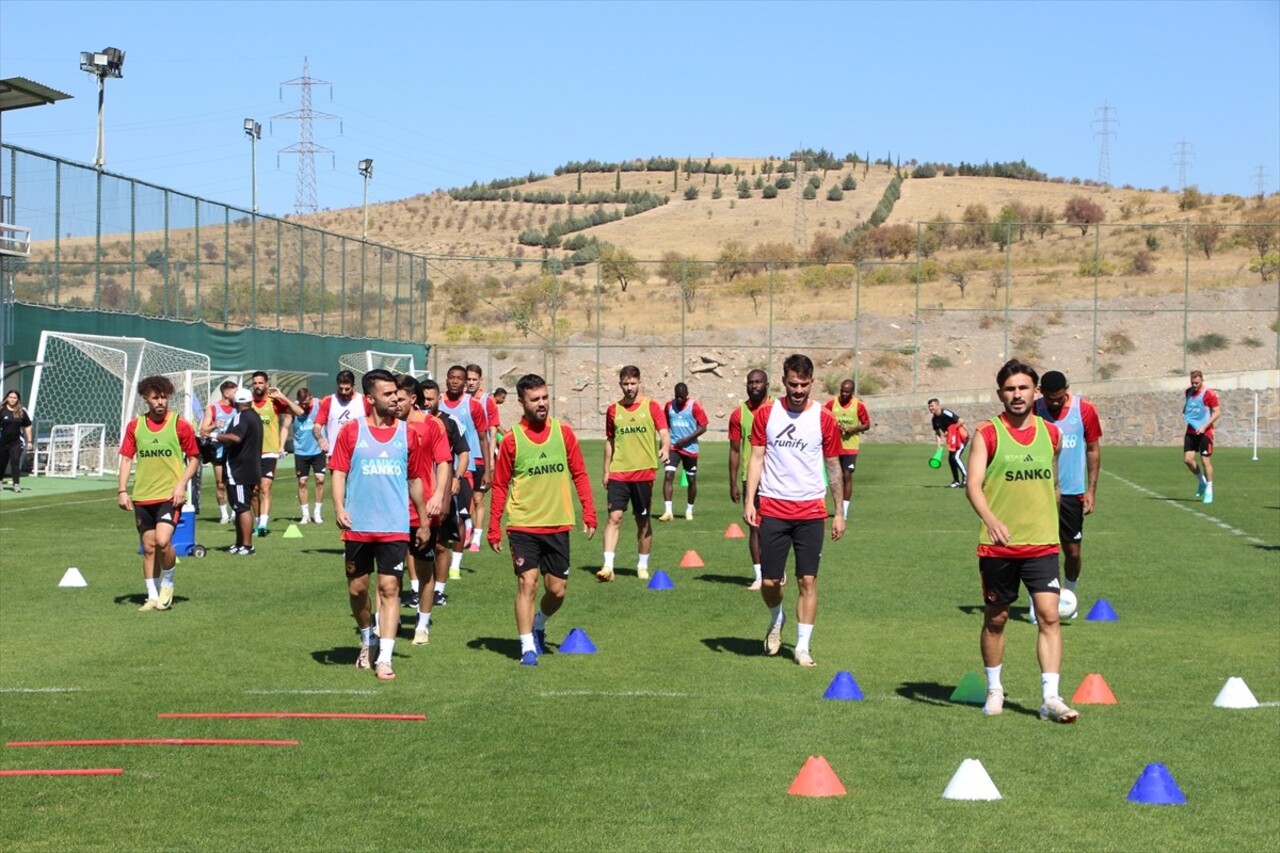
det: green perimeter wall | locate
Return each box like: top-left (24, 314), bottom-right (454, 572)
top-left (6, 304), bottom-right (428, 399)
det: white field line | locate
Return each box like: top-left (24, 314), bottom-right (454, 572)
top-left (0, 496), bottom-right (115, 514)
top-left (539, 690), bottom-right (691, 698)
top-left (1104, 471), bottom-right (1271, 547)
top-left (244, 689), bottom-right (379, 696)
top-left (0, 687), bottom-right (82, 693)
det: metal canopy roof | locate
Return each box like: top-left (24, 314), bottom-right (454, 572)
top-left (0, 77), bottom-right (73, 112)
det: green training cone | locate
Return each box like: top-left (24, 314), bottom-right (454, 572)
top-left (950, 672), bottom-right (987, 704)
top-left (929, 446), bottom-right (947, 469)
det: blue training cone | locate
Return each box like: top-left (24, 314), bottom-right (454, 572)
top-left (647, 570), bottom-right (675, 590)
top-left (823, 671), bottom-right (864, 701)
top-left (1086, 599), bottom-right (1119, 621)
top-left (559, 628), bottom-right (598, 654)
top-left (1127, 763), bottom-right (1186, 805)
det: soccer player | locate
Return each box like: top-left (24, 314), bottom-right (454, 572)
top-left (216, 388), bottom-right (263, 555)
top-left (292, 388), bottom-right (326, 524)
top-left (329, 369), bottom-right (441, 682)
top-left (600, 365), bottom-right (669, 582)
top-left (660, 382), bottom-right (708, 522)
top-left (492, 387), bottom-right (508, 406)
top-left (313, 370), bottom-right (369, 461)
top-left (198, 379), bottom-right (238, 523)
top-left (249, 371), bottom-right (302, 536)
top-left (439, 365), bottom-right (490, 580)
top-left (414, 378), bottom-right (471, 637)
top-left (116, 375), bottom-right (201, 611)
top-left (744, 354), bottom-right (845, 668)
top-left (824, 379), bottom-right (871, 520)
top-left (1182, 369), bottom-right (1221, 504)
top-left (488, 374), bottom-right (597, 666)
top-left (928, 398), bottom-right (968, 487)
top-left (966, 359), bottom-right (1077, 723)
top-left (1035, 371), bottom-right (1101, 613)
top-left (729, 369), bottom-right (772, 590)
top-left (0, 390), bottom-right (32, 493)
top-left (465, 363), bottom-right (502, 552)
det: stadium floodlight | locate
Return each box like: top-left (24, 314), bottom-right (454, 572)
top-left (244, 118), bottom-right (262, 213)
top-left (79, 47), bottom-right (125, 169)
top-left (358, 158), bottom-right (373, 241)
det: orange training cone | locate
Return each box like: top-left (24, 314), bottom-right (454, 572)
top-left (679, 550), bottom-right (705, 568)
top-left (788, 755), bottom-right (847, 797)
top-left (724, 523), bottom-right (746, 539)
top-left (1071, 672), bottom-right (1118, 705)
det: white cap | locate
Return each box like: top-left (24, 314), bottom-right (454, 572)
top-left (233, 388), bottom-right (253, 404)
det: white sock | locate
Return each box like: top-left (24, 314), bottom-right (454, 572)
top-left (664, 500), bottom-right (673, 514)
top-left (258, 514), bottom-right (269, 528)
top-left (753, 563), bottom-right (762, 582)
top-left (842, 500), bottom-right (849, 519)
top-left (519, 632), bottom-right (536, 654)
top-left (434, 581), bottom-right (446, 594)
top-left (1198, 472), bottom-right (1207, 485)
top-left (360, 626), bottom-right (375, 646)
top-left (219, 503), bottom-right (229, 520)
top-left (450, 551), bottom-right (463, 570)
top-left (313, 502), bottom-right (323, 517)
top-left (1041, 672), bottom-right (1061, 701)
top-left (1064, 578), bottom-right (1078, 593)
top-left (471, 529), bottom-right (482, 546)
top-left (376, 638), bottom-right (395, 664)
top-left (985, 665), bottom-right (1003, 692)
top-left (160, 568), bottom-right (175, 589)
top-left (534, 610), bottom-right (550, 631)
top-left (637, 553), bottom-right (650, 570)
top-left (686, 503), bottom-right (694, 513)
top-left (301, 507), bottom-right (311, 521)
top-left (145, 578), bottom-right (159, 599)
top-left (796, 622), bottom-right (814, 653)
top-left (410, 579), bottom-right (420, 594)
top-left (767, 604), bottom-right (784, 627)
top-left (416, 611), bottom-right (431, 631)
top-left (603, 551), bottom-right (615, 570)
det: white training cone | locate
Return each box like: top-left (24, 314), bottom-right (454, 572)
top-left (59, 567), bottom-right (88, 588)
top-left (942, 758), bottom-right (1002, 801)
top-left (1213, 676), bottom-right (1260, 709)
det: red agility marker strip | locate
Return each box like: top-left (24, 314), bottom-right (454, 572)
top-left (157, 712), bottom-right (426, 721)
top-left (7, 739), bottom-right (297, 748)
top-left (1, 768), bottom-right (124, 776)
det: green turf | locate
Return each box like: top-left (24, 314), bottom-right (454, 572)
top-left (1, 445), bottom-right (1277, 851)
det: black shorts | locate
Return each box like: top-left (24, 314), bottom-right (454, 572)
top-left (1059, 495), bottom-right (1085, 544)
top-left (607, 480), bottom-right (653, 517)
top-left (979, 554), bottom-right (1060, 606)
top-left (759, 516), bottom-right (825, 580)
top-left (228, 483), bottom-right (255, 515)
top-left (1184, 433), bottom-right (1213, 457)
top-left (408, 525), bottom-right (438, 561)
top-left (134, 501), bottom-right (179, 534)
top-left (508, 530), bottom-right (571, 579)
top-left (472, 463), bottom-right (488, 493)
top-left (457, 476), bottom-right (474, 521)
top-left (344, 540), bottom-right (408, 579)
top-left (296, 454), bottom-right (326, 479)
top-left (260, 456), bottom-right (278, 480)
top-left (839, 453), bottom-right (858, 473)
top-left (664, 453), bottom-right (698, 476)
top-left (433, 486), bottom-right (466, 544)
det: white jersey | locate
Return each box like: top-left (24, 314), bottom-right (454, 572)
top-left (760, 399), bottom-right (827, 503)
top-left (321, 394), bottom-right (365, 450)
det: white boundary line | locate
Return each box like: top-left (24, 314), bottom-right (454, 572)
top-left (0, 687), bottom-right (81, 693)
top-left (539, 690), bottom-right (691, 698)
top-left (1104, 471), bottom-right (1271, 547)
top-left (0, 496), bottom-right (115, 514)
top-left (244, 689), bottom-right (378, 696)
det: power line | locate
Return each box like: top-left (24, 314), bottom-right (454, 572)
top-left (1093, 102), bottom-right (1117, 187)
top-left (274, 57), bottom-right (340, 215)
top-left (1172, 139), bottom-right (1194, 191)
top-left (1253, 164), bottom-right (1269, 199)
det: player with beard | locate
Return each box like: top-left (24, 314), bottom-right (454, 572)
top-left (465, 363), bottom-right (502, 552)
top-left (198, 379), bottom-right (239, 523)
top-left (437, 365), bottom-right (490, 585)
top-left (823, 379), bottom-right (871, 520)
top-left (248, 371), bottom-right (301, 536)
top-left (314, 370), bottom-right (370, 525)
top-left (728, 369), bottom-right (772, 590)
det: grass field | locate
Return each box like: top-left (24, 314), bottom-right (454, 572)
top-left (1, 444), bottom-right (1277, 851)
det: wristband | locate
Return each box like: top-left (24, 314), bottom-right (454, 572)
top-left (118, 489), bottom-right (128, 494)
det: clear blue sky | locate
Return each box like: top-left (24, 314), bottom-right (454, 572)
top-left (2, 0), bottom-right (1277, 219)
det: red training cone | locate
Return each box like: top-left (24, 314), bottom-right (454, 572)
top-left (724, 523), bottom-right (746, 539)
top-left (1071, 672), bottom-right (1118, 705)
top-left (679, 550), bottom-right (704, 568)
top-left (788, 755), bottom-right (847, 797)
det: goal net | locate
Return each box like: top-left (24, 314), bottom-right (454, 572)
top-left (42, 423), bottom-right (107, 478)
top-left (338, 350), bottom-right (416, 377)
top-left (30, 333), bottom-right (210, 473)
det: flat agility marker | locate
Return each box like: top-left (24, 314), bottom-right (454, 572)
top-left (158, 712), bottom-right (426, 721)
top-left (8, 739), bottom-right (297, 748)
top-left (1, 768), bottom-right (124, 777)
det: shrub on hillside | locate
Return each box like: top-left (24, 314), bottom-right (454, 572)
top-left (762, 184), bottom-right (778, 199)
top-left (803, 185), bottom-right (817, 200)
top-left (911, 163), bottom-right (937, 178)
top-left (1187, 332), bottom-right (1229, 354)
top-left (775, 175), bottom-right (793, 190)
top-left (841, 175), bottom-right (856, 191)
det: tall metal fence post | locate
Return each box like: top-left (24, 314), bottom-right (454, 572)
top-left (193, 201), bottom-right (201, 319)
top-left (594, 261), bottom-right (602, 432)
top-left (222, 207), bottom-right (230, 328)
top-left (162, 189), bottom-right (171, 317)
top-left (1091, 224), bottom-right (1101, 382)
top-left (1182, 221), bottom-right (1191, 372)
top-left (679, 261), bottom-right (687, 379)
top-left (274, 219), bottom-right (282, 329)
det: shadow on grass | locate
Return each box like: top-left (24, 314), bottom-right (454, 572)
top-left (957, 603), bottom-right (1036, 623)
top-left (574, 564), bottom-right (639, 579)
top-left (311, 646), bottom-right (359, 666)
top-left (695, 572), bottom-right (754, 587)
top-left (302, 548), bottom-right (344, 555)
top-left (467, 636), bottom-right (523, 661)
top-left (1252, 543), bottom-right (1280, 551)
top-left (895, 680), bottom-right (1039, 717)
top-left (701, 636), bottom-right (762, 656)
top-left (112, 593), bottom-right (190, 607)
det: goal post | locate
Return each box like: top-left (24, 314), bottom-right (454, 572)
top-left (42, 423), bottom-right (107, 478)
top-left (338, 350), bottom-right (416, 377)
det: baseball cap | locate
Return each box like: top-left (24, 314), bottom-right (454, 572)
top-left (233, 388), bottom-right (253, 404)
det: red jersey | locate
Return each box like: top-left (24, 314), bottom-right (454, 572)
top-left (329, 418), bottom-right (432, 543)
top-left (488, 418), bottom-right (597, 544)
top-left (119, 415), bottom-right (200, 506)
top-left (604, 398), bottom-right (668, 483)
top-left (976, 413), bottom-right (1062, 559)
top-left (749, 399), bottom-right (842, 521)
top-left (405, 417), bottom-right (452, 527)
top-left (1184, 387), bottom-right (1220, 439)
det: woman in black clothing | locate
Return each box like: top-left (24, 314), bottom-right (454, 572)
top-left (0, 390), bottom-right (33, 492)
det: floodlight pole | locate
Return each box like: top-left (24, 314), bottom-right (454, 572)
top-left (358, 159), bottom-right (373, 241)
top-left (244, 119), bottom-right (262, 213)
top-left (94, 74), bottom-right (106, 169)
top-left (80, 47), bottom-right (124, 169)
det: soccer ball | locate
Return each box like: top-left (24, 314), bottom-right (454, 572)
top-left (1058, 589), bottom-right (1078, 620)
